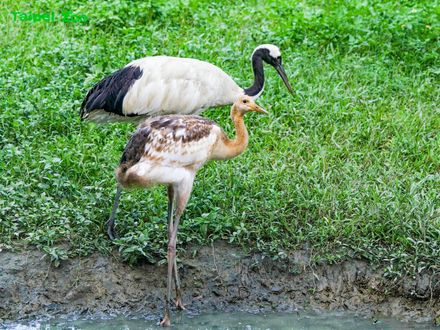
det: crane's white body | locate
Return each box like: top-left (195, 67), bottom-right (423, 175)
top-left (125, 57), bottom-right (244, 116)
top-left (86, 56), bottom-right (245, 123)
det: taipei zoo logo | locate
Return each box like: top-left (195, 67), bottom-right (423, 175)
top-left (11, 11), bottom-right (89, 24)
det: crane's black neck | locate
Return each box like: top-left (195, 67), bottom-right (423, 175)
top-left (244, 50), bottom-right (265, 98)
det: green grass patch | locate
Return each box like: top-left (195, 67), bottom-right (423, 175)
top-left (0, 0), bottom-right (439, 278)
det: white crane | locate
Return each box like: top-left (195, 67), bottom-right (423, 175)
top-left (80, 44), bottom-right (292, 123)
top-left (106, 96), bottom-right (267, 326)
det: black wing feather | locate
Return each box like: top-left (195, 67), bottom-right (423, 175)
top-left (80, 65), bottom-right (143, 120)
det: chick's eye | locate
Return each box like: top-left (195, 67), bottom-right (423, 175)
top-left (243, 99), bottom-right (248, 104)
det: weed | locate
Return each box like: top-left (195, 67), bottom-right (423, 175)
top-left (0, 0), bottom-right (439, 276)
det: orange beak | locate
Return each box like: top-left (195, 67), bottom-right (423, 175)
top-left (249, 101), bottom-right (268, 114)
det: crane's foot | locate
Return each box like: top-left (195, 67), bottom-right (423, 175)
top-left (175, 298), bottom-right (186, 310)
top-left (105, 219), bottom-right (117, 240)
top-left (160, 311), bottom-right (171, 327)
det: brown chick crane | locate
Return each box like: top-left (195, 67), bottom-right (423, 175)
top-left (106, 95), bottom-right (267, 326)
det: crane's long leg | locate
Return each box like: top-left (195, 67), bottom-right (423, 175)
top-left (160, 178), bottom-right (194, 327)
top-left (161, 185), bottom-right (175, 327)
top-left (106, 186), bottom-right (122, 240)
top-left (167, 185), bottom-right (174, 231)
top-left (166, 185), bottom-right (185, 310)
top-left (174, 256), bottom-right (185, 310)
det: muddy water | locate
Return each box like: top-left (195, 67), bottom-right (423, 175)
top-left (3, 311), bottom-right (437, 330)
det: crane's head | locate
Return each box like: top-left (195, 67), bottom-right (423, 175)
top-left (234, 96), bottom-right (268, 115)
top-left (252, 44), bottom-right (294, 95)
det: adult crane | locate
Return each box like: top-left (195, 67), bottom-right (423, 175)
top-left (80, 44), bottom-right (292, 123)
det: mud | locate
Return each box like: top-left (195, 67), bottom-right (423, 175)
top-left (0, 241), bottom-right (439, 324)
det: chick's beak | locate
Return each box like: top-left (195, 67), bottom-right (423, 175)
top-left (250, 102), bottom-right (268, 114)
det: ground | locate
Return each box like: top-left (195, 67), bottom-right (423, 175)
top-left (0, 0), bottom-right (439, 324)
top-left (0, 242), bottom-right (439, 324)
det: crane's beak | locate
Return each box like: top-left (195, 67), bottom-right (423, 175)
top-left (275, 63), bottom-right (294, 96)
top-left (251, 102), bottom-right (268, 114)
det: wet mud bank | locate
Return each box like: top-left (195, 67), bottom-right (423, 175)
top-left (0, 242), bottom-right (439, 324)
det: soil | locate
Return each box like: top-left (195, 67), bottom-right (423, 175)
top-left (0, 241), bottom-right (439, 325)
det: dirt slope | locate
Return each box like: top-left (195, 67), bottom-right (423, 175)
top-left (0, 242), bottom-right (438, 324)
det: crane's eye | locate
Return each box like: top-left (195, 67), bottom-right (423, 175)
top-left (243, 99), bottom-right (248, 104)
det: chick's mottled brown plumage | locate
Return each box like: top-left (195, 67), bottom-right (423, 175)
top-left (117, 115), bottom-right (221, 188)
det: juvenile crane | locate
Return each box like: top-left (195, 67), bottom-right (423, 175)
top-left (107, 96), bottom-right (267, 326)
top-left (80, 44), bottom-right (291, 123)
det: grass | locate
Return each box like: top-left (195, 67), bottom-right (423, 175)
top-left (0, 0), bottom-right (439, 278)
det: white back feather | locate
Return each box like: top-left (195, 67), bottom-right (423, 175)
top-left (123, 57), bottom-right (244, 116)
